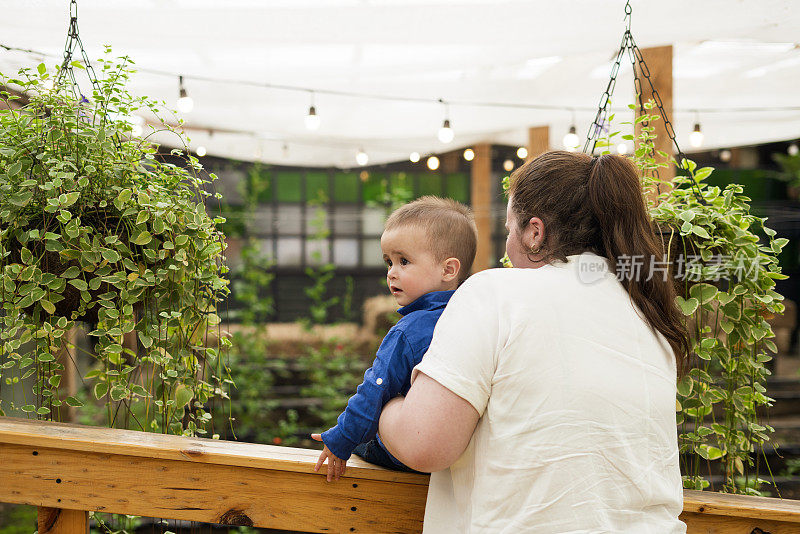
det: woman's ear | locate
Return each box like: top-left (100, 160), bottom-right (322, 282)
top-left (442, 257), bottom-right (461, 283)
top-left (526, 216), bottom-right (546, 250)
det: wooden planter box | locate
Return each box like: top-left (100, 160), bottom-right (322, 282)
top-left (1, 417), bottom-right (799, 533)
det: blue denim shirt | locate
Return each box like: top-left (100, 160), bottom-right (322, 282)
top-left (321, 290), bottom-right (454, 460)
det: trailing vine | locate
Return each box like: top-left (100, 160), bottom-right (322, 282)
top-left (0, 52), bottom-right (231, 437)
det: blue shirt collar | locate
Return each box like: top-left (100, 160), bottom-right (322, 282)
top-left (397, 290), bottom-right (455, 316)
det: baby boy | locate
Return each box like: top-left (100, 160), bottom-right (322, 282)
top-left (312, 196), bottom-right (477, 481)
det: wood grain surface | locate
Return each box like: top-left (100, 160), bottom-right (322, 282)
top-left (4, 417), bottom-right (800, 533)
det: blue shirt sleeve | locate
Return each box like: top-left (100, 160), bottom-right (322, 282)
top-left (320, 326), bottom-right (416, 460)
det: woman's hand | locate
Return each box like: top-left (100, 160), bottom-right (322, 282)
top-left (311, 434), bottom-right (347, 482)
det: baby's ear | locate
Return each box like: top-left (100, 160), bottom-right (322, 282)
top-left (442, 257), bottom-right (461, 283)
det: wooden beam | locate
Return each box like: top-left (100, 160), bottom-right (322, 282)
top-left (4, 418), bottom-right (800, 533)
top-left (470, 143), bottom-right (493, 272)
top-left (38, 507), bottom-right (88, 534)
top-left (0, 417), bottom-right (427, 533)
top-left (635, 45), bottom-right (674, 183)
top-left (527, 126), bottom-right (549, 160)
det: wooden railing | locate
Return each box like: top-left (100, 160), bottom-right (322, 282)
top-left (2, 417), bottom-right (800, 533)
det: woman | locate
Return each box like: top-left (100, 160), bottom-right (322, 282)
top-left (378, 151), bottom-right (689, 533)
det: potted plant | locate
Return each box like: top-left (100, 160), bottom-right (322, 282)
top-left (0, 51), bottom-right (230, 436)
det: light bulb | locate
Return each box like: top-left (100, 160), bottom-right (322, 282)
top-left (128, 114), bottom-right (144, 137)
top-left (176, 76), bottom-right (193, 113)
top-left (689, 123), bottom-right (704, 148)
top-left (616, 143), bottom-right (628, 155)
top-left (463, 148), bottom-right (475, 161)
top-left (356, 149), bottom-right (369, 166)
top-left (719, 149), bottom-right (732, 162)
top-left (516, 147), bottom-right (528, 159)
top-left (305, 106), bottom-right (320, 131)
top-left (503, 159), bottom-right (514, 172)
top-left (438, 119), bottom-right (454, 144)
top-left (196, 146), bottom-right (207, 157)
top-left (563, 126), bottom-right (580, 150)
top-left (409, 152), bottom-right (420, 163)
top-left (789, 143), bottom-right (799, 156)
top-left (427, 156), bottom-right (440, 171)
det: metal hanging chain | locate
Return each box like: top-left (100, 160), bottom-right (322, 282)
top-left (55, 0), bottom-right (102, 99)
top-left (583, 0), bottom-right (705, 204)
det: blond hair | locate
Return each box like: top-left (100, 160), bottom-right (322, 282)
top-left (385, 196), bottom-right (477, 283)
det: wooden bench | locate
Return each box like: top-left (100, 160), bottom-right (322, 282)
top-left (2, 417), bottom-right (800, 533)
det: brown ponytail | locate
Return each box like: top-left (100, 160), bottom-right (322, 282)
top-left (508, 151), bottom-right (689, 375)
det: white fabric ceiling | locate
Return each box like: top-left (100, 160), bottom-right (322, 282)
top-left (1, 0), bottom-right (799, 167)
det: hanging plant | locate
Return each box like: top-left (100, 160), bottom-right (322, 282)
top-left (0, 50), bottom-right (231, 436)
top-left (594, 103), bottom-right (787, 495)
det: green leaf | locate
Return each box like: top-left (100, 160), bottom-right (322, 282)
top-left (41, 300), bottom-right (55, 314)
top-left (132, 231), bottom-right (152, 246)
top-left (694, 167), bottom-right (714, 181)
top-left (136, 211), bottom-right (150, 225)
top-left (62, 192), bottom-right (80, 207)
top-left (678, 210), bottom-right (695, 222)
top-left (174, 384), bottom-right (193, 410)
top-left (677, 376), bottom-right (693, 396)
top-left (21, 405), bottom-right (35, 413)
top-left (69, 279), bottom-right (88, 291)
top-left (36, 406), bottom-right (51, 415)
top-left (138, 332), bottom-right (153, 348)
top-left (62, 266), bottom-right (81, 279)
top-left (94, 382), bottom-right (108, 400)
top-left (101, 249), bottom-right (121, 263)
top-left (65, 396), bottom-right (84, 407)
top-left (676, 296), bottom-right (699, 315)
top-left (118, 189), bottom-right (132, 203)
top-left (110, 385), bottom-right (128, 402)
top-left (720, 320), bottom-right (735, 335)
top-left (689, 283), bottom-right (718, 304)
top-left (691, 226), bottom-right (711, 239)
top-left (37, 62), bottom-right (46, 75)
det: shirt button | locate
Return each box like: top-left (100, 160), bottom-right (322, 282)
top-left (376, 378), bottom-right (383, 385)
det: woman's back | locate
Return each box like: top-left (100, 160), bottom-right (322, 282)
top-left (417, 253), bottom-right (685, 533)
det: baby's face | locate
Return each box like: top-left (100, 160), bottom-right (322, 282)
top-left (380, 226), bottom-right (453, 306)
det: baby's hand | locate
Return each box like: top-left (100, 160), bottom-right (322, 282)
top-left (311, 433), bottom-right (347, 482)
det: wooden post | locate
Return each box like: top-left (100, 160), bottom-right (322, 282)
top-left (527, 126), bottom-right (549, 161)
top-left (635, 45), bottom-right (674, 184)
top-left (471, 143), bottom-right (493, 272)
top-left (38, 507), bottom-right (89, 534)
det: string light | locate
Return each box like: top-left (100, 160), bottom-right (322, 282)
top-left (616, 143), bottom-right (628, 155)
top-left (789, 143), bottom-right (799, 156)
top-left (305, 92), bottom-right (320, 131)
top-left (409, 152), bottom-right (420, 163)
top-left (503, 159), bottom-right (514, 172)
top-left (689, 123), bottom-right (704, 148)
top-left (176, 75), bottom-right (194, 113)
top-left (129, 114), bottom-right (144, 137)
top-left (427, 156), bottom-right (440, 170)
top-left (437, 99), bottom-right (454, 144)
top-left (720, 149), bottom-right (732, 162)
top-left (463, 148), bottom-right (474, 161)
top-left (563, 125), bottom-right (579, 150)
top-left (356, 148), bottom-right (369, 166)
top-left (196, 146), bottom-right (207, 157)
top-left (516, 147), bottom-right (528, 159)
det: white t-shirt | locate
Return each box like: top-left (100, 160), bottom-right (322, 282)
top-left (412, 253), bottom-right (686, 534)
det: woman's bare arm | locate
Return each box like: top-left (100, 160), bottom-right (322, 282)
top-left (378, 372), bottom-right (480, 472)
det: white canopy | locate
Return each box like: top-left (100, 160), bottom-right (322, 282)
top-left (1, 0), bottom-right (799, 167)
